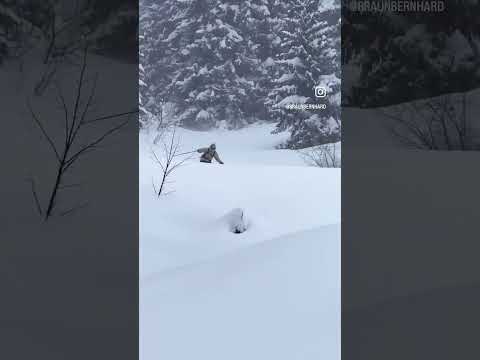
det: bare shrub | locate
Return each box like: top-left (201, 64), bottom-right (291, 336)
top-left (29, 48), bottom-right (137, 221)
top-left (300, 143), bottom-right (340, 168)
top-left (380, 92), bottom-right (479, 151)
top-left (151, 126), bottom-right (191, 197)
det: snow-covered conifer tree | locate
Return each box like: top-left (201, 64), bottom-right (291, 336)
top-left (268, 0), bottom-right (341, 148)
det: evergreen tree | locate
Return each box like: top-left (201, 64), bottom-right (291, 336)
top-left (140, 0), bottom-right (342, 147)
top-left (140, 0), bottom-right (175, 115)
top-left (344, 1), bottom-right (480, 107)
top-left (268, 0), bottom-right (341, 148)
top-left (164, 0), bottom-right (261, 129)
top-left (0, 1), bottom-right (51, 62)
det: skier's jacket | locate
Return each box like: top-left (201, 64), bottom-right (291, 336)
top-left (197, 146), bottom-right (223, 164)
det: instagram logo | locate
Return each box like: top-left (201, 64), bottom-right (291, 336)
top-left (314, 86), bottom-right (327, 98)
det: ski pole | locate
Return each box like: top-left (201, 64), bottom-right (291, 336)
top-left (174, 150), bottom-right (197, 157)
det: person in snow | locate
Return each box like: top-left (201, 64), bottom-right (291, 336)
top-left (197, 143), bottom-right (224, 164)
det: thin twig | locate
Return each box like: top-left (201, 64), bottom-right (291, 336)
top-left (82, 110), bottom-right (139, 125)
top-left (59, 202), bottom-right (89, 217)
top-left (64, 117), bottom-right (131, 172)
top-left (27, 101), bottom-right (62, 163)
top-left (26, 177), bottom-right (43, 215)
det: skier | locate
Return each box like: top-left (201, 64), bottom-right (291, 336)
top-left (197, 143), bottom-right (224, 164)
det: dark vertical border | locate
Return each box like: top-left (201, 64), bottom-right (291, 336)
top-left (0, 1), bottom-right (139, 359)
top-left (342, 1), bottom-right (480, 359)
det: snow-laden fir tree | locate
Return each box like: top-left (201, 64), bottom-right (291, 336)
top-left (1, 1), bottom-right (138, 77)
top-left (139, 46), bottom-right (150, 125)
top-left (140, 0), bottom-right (341, 148)
top-left (344, 1), bottom-right (480, 107)
top-left (139, 0), bottom-right (174, 121)
top-left (267, 0), bottom-right (341, 148)
top-left (0, 1), bottom-right (52, 62)
top-left (163, 0), bottom-right (265, 129)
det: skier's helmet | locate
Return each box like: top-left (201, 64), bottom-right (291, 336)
top-left (210, 143), bottom-right (216, 150)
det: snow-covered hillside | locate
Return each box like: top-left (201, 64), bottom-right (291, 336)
top-left (140, 123), bottom-right (340, 360)
top-left (141, 225), bottom-right (340, 360)
top-left (342, 88), bottom-right (480, 309)
top-left (344, 88), bottom-right (480, 150)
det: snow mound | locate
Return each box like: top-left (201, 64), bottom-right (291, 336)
top-left (141, 224), bottom-right (340, 360)
top-left (220, 207), bottom-right (248, 233)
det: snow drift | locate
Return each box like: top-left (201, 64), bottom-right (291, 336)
top-left (140, 123), bottom-right (341, 360)
top-left (141, 225), bottom-right (340, 360)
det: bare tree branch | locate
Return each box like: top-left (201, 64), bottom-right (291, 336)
top-left (299, 143), bottom-right (340, 168)
top-left (59, 202), bottom-right (89, 217)
top-left (381, 58), bottom-right (477, 151)
top-left (54, 81), bottom-right (70, 147)
top-left (382, 92), bottom-right (476, 151)
top-left (58, 183), bottom-right (82, 190)
top-left (26, 177), bottom-right (43, 215)
top-left (82, 110), bottom-right (139, 125)
top-left (68, 46), bottom-right (88, 145)
top-left (152, 178), bottom-right (157, 195)
top-left (29, 47), bottom-right (137, 221)
top-left (63, 117), bottom-right (131, 172)
top-left (27, 101), bottom-right (62, 163)
top-left (152, 125), bottom-right (192, 196)
top-left (79, 72), bottom-right (99, 124)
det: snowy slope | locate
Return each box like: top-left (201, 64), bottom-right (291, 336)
top-left (141, 225), bottom-right (340, 360)
top-left (344, 88), bottom-right (480, 150)
top-left (140, 123), bottom-right (340, 360)
top-left (140, 123), bottom-right (341, 273)
top-left (342, 88), bottom-right (480, 309)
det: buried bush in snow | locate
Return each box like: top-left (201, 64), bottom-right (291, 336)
top-left (222, 208), bottom-right (248, 234)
